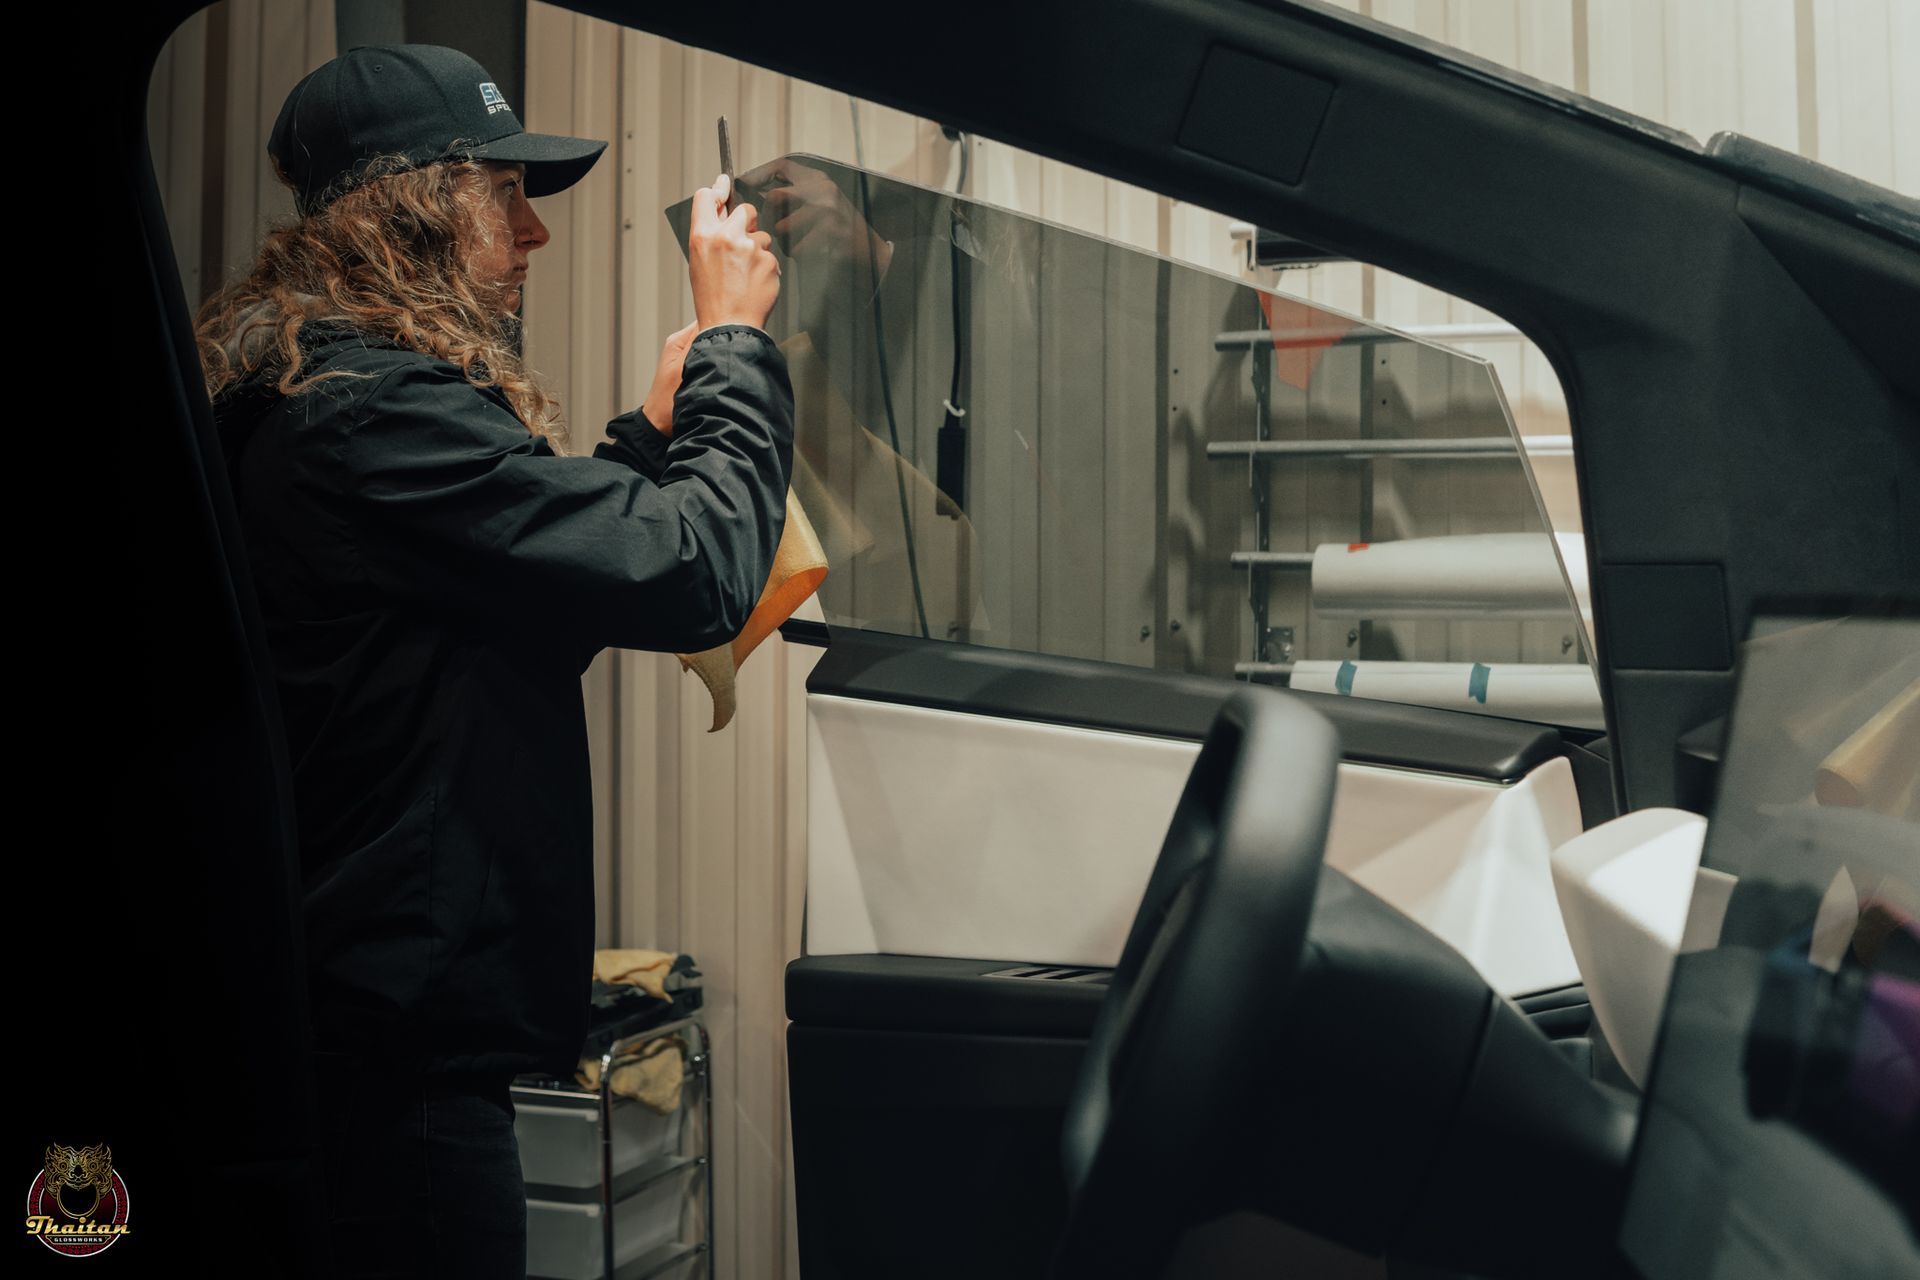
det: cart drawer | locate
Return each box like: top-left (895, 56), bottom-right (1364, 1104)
top-left (515, 1095), bottom-right (684, 1194)
top-left (526, 1161), bottom-right (699, 1280)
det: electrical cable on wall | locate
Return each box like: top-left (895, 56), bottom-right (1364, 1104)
top-left (850, 96), bottom-right (931, 640)
top-left (937, 124), bottom-right (970, 520)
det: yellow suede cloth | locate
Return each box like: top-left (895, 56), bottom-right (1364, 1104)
top-left (593, 948), bottom-right (680, 1001)
top-left (675, 487), bottom-right (829, 732)
top-left (575, 1036), bottom-right (684, 1115)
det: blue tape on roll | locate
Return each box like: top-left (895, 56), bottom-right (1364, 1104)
top-left (1468, 663), bottom-right (1491, 704)
top-left (1335, 660), bottom-right (1357, 696)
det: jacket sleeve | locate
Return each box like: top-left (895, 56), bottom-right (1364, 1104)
top-left (592, 405), bottom-right (672, 482)
top-left (590, 325), bottom-right (779, 483)
top-left (326, 325), bottom-right (794, 655)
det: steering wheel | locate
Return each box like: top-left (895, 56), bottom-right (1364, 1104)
top-left (1053, 685), bottom-right (1340, 1279)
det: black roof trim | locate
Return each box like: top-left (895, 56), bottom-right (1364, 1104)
top-left (1706, 133), bottom-right (1920, 248)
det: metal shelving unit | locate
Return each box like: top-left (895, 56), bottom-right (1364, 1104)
top-left (1210, 319), bottom-right (1578, 684)
top-left (513, 1015), bottom-right (714, 1280)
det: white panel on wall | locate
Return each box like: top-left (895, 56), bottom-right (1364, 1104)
top-left (1665, 0), bottom-right (1744, 146)
top-left (149, 0), bottom-right (338, 310)
top-left (1584, 0), bottom-right (1673, 124)
top-left (1814, 0), bottom-right (1898, 191)
top-left (1893, 0), bottom-right (1920, 195)
top-left (1517, 0), bottom-right (1578, 90)
top-left (1732, 0), bottom-right (1801, 153)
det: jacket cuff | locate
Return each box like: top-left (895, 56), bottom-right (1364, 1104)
top-left (691, 323), bottom-right (776, 348)
top-left (595, 406), bottom-right (673, 480)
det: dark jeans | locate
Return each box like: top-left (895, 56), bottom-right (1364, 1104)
top-left (310, 1054), bottom-right (527, 1279)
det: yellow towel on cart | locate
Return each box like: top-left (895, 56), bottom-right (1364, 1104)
top-left (593, 948), bottom-right (683, 1001)
top-left (581, 948), bottom-right (693, 1113)
top-left (576, 1037), bottom-right (685, 1115)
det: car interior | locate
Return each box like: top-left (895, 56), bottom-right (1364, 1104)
top-left (104, 1), bottom-right (1916, 1276)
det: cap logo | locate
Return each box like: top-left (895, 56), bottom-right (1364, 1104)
top-left (479, 82), bottom-right (510, 115)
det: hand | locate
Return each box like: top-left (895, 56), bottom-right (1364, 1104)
top-left (641, 322), bottom-right (699, 436)
top-left (688, 174), bottom-right (780, 331)
top-left (745, 159), bottom-right (892, 278)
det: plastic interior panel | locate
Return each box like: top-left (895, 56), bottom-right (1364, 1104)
top-left (806, 692), bottom-right (1585, 995)
top-left (1549, 807), bottom-right (1717, 1087)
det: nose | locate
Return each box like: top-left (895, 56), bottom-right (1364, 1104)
top-left (517, 199), bottom-right (550, 253)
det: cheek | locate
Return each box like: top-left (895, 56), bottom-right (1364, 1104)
top-left (473, 211), bottom-right (513, 274)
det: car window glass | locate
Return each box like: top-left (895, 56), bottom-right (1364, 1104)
top-left (669, 157), bottom-right (1602, 728)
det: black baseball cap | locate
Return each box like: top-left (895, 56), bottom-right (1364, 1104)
top-left (269, 44), bottom-right (608, 216)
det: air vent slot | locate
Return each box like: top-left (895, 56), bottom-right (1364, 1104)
top-left (984, 965), bottom-right (1113, 984)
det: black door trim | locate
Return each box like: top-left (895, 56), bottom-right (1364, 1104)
top-left (805, 628), bottom-right (1563, 783)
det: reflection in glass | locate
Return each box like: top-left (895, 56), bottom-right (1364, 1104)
top-left (1622, 608), bottom-right (1918, 1279)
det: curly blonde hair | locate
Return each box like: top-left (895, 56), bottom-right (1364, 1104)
top-left (194, 152), bottom-right (568, 449)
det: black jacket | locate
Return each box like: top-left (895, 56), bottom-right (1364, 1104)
top-left (215, 320), bottom-right (794, 1078)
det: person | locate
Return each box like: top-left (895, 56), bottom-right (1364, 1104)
top-left (194, 43), bottom-right (790, 1278)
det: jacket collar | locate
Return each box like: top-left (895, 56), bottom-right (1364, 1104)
top-left (211, 313), bottom-right (407, 469)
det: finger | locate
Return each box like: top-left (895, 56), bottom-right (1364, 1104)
top-left (751, 230), bottom-right (772, 251)
top-left (690, 182), bottom-right (719, 232)
top-left (733, 201), bottom-right (760, 233)
top-left (713, 173), bottom-right (732, 207)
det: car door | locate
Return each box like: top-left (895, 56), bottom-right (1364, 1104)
top-left (102, 7), bottom-right (324, 1273)
top-left (644, 3), bottom-right (1909, 1271)
top-left (748, 150), bottom-right (1615, 1277)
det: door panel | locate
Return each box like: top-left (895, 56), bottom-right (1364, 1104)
top-left (791, 629), bottom-right (1602, 1275)
top-left (805, 637), bottom-right (1587, 997)
top-left (787, 954), bottom-right (1598, 1279)
top-left (787, 1024), bottom-right (1087, 1280)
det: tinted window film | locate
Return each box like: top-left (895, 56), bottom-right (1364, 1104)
top-left (672, 156), bottom-right (1599, 728)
